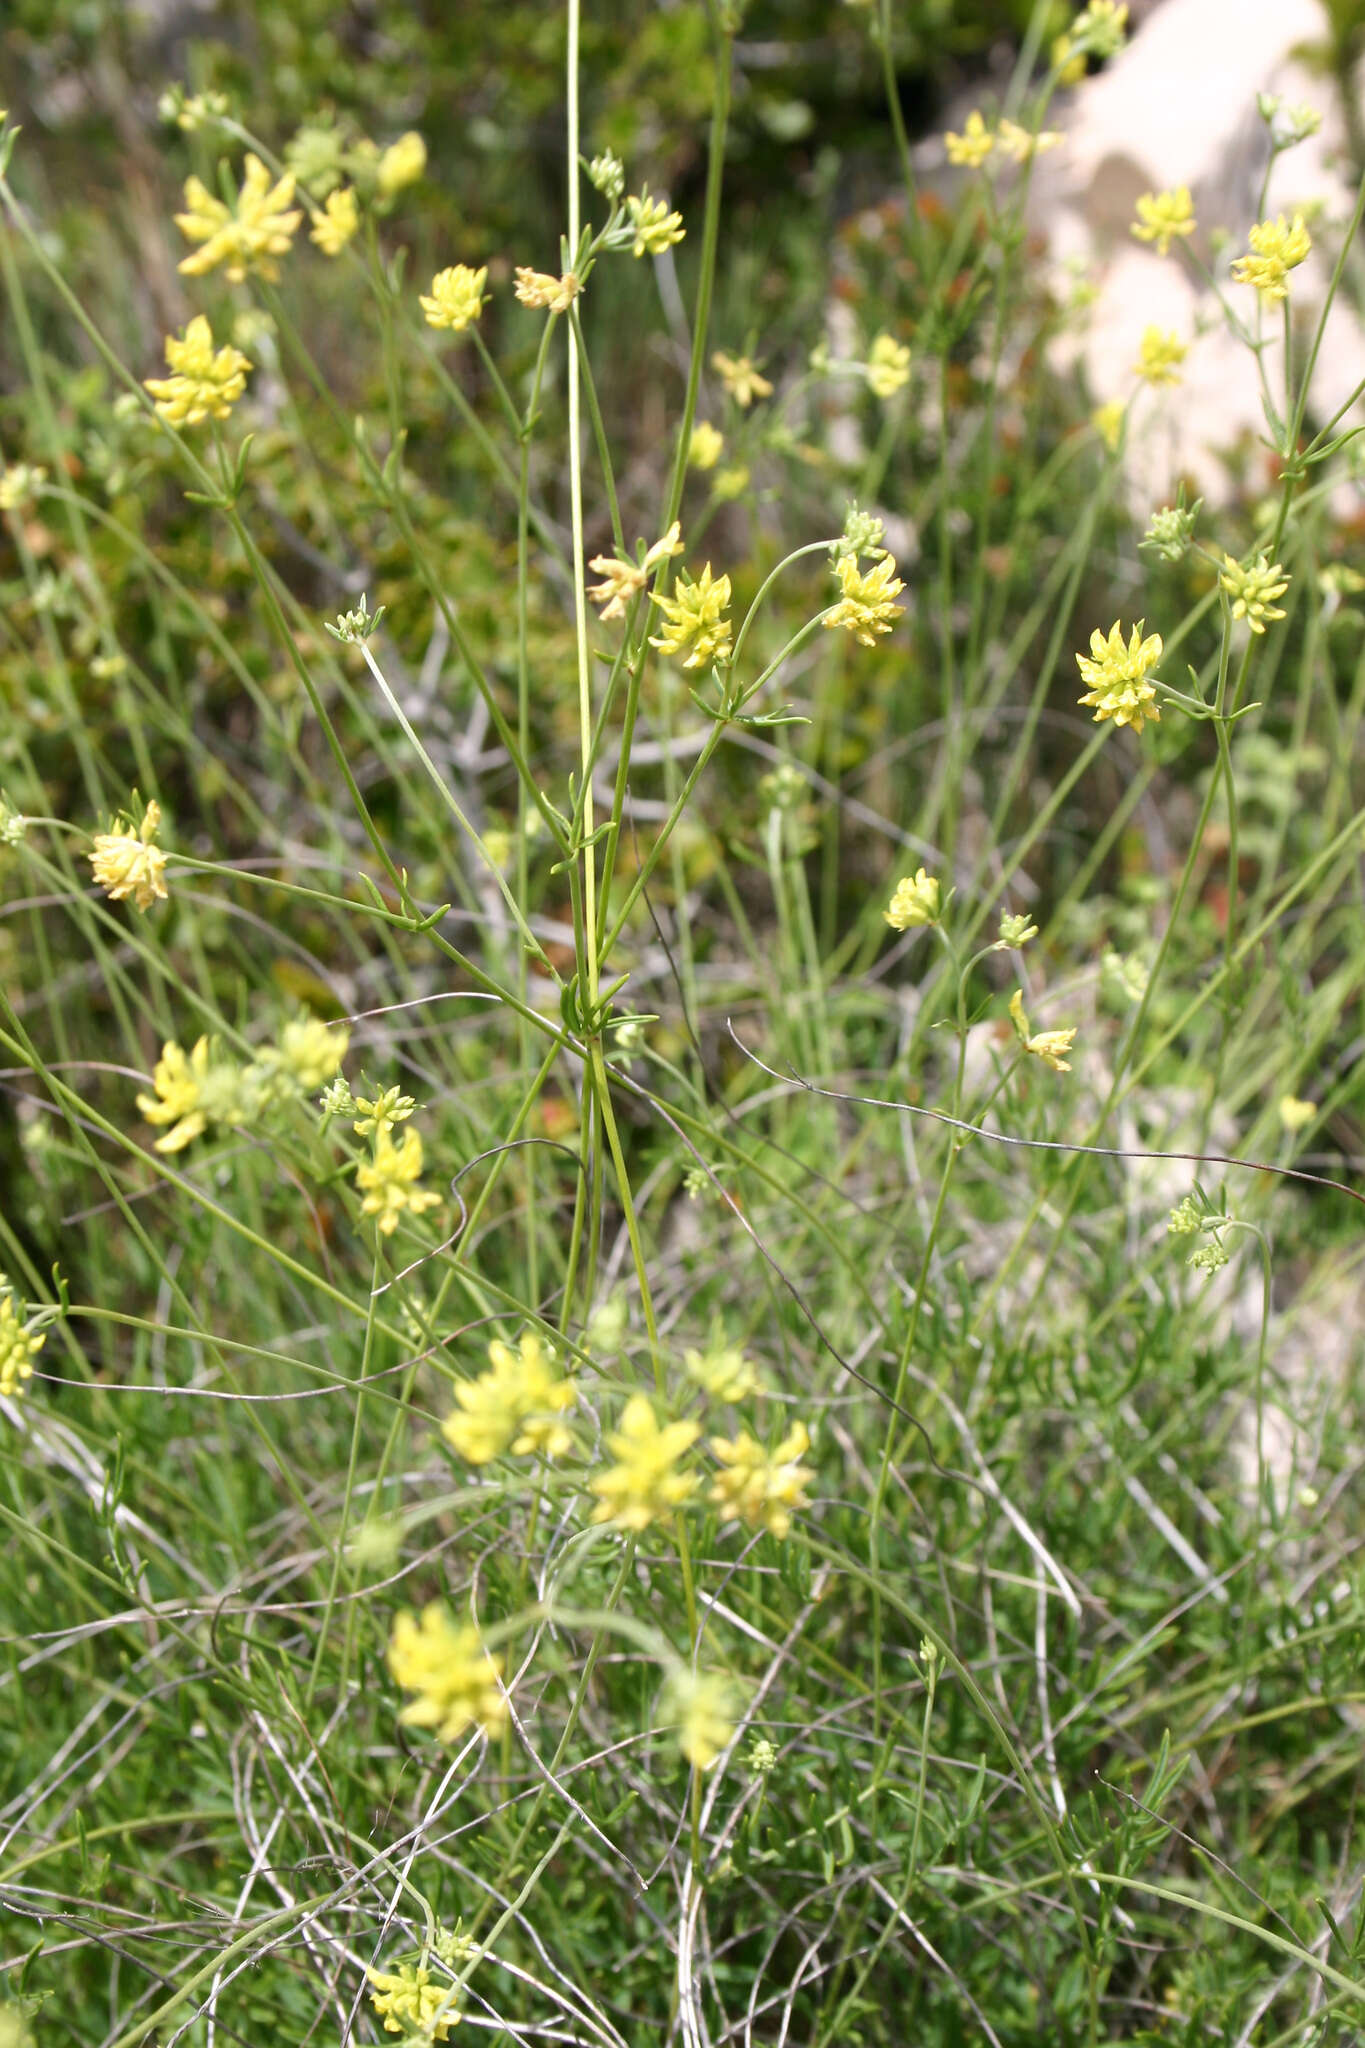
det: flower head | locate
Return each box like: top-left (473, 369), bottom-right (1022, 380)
top-left (1141, 498), bottom-right (1201, 563)
top-left (175, 152), bottom-right (303, 282)
top-left (866, 332), bottom-right (911, 399)
top-left (441, 1329), bottom-right (576, 1464)
top-left (885, 867), bottom-right (940, 930)
top-left (376, 131), bottom-right (427, 198)
top-left (1009, 989), bottom-right (1077, 1073)
top-left (367, 1960), bottom-right (460, 2041)
top-left (1091, 400), bottom-right (1125, 451)
top-left (352, 1085), bottom-right (416, 1138)
top-left (387, 1602), bottom-right (507, 1743)
top-left (355, 1127), bottom-right (441, 1236)
top-left (587, 522), bottom-right (683, 621)
top-left (515, 267), bottom-right (582, 313)
top-left (1052, 32), bottom-right (1087, 85)
top-left (1220, 553), bottom-right (1289, 633)
top-left (626, 188), bottom-right (685, 257)
top-left (588, 149), bottom-right (625, 200)
top-left (1231, 212), bottom-right (1311, 301)
top-left (266, 1016), bottom-right (349, 1090)
top-left (944, 111), bottom-right (994, 168)
top-left (650, 562), bottom-right (733, 669)
top-left (1071, 0), bottom-right (1128, 56)
top-left (995, 118), bottom-right (1061, 163)
top-left (823, 552), bottom-right (905, 647)
top-left (0, 463), bottom-right (47, 512)
top-left (709, 1420), bottom-right (813, 1538)
top-left (310, 186), bottom-right (358, 255)
top-left (1132, 187), bottom-right (1195, 256)
top-left (1132, 327), bottom-right (1188, 386)
top-left (662, 1670), bottom-right (735, 1771)
top-left (284, 118), bottom-right (347, 196)
top-left (995, 910), bottom-right (1039, 949)
top-left (688, 422), bottom-right (724, 471)
top-left (136, 1036), bottom-right (248, 1152)
top-left (420, 264), bottom-right (489, 332)
top-left (683, 1339), bottom-right (758, 1402)
top-left (712, 351), bottom-right (773, 407)
top-left (588, 1394), bottom-right (700, 1530)
top-left (1075, 619), bottom-right (1163, 734)
top-left (1279, 1094), bottom-right (1315, 1132)
top-left (0, 1292), bottom-right (44, 1401)
top-left (144, 317), bottom-right (251, 427)
top-left (90, 800), bottom-right (168, 912)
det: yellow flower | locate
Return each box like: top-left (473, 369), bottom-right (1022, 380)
top-left (0, 463), bottom-right (47, 512)
top-left (376, 131), bottom-right (427, 197)
top-left (1075, 618), bottom-right (1163, 734)
top-left (1052, 33), bottom-right (1086, 86)
top-left (587, 521), bottom-right (684, 621)
top-left (995, 118), bottom-right (1062, 163)
top-left (688, 422), bottom-right (724, 471)
top-left (884, 867), bottom-right (939, 930)
top-left (714, 464), bottom-right (750, 500)
top-left (420, 264), bottom-right (489, 332)
top-left (1220, 553), bottom-right (1289, 633)
top-left (144, 317), bottom-right (251, 428)
top-left (1131, 187), bottom-right (1195, 256)
top-left (0, 1293), bottom-right (44, 1401)
top-left (626, 188), bottom-right (685, 257)
top-left (1091, 399), bottom-right (1126, 451)
top-left (1279, 1094), bottom-right (1315, 1132)
top-left (174, 152), bottom-right (303, 282)
top-left (822, 551), bottom-right (906, 646)
top-left (136, 1036), bottom-right (211, 1152)
top-left (514, 266), bottom-right (582, 314)
top-left (352, 1085), bottom-right (416, 1137)
top-left (1008, 989), bottom-right (1077, 1073)
top-left (711, 351), bottom-right (773, 407)
top-left (90, 799), bottom-right (168, 912)
top-left (588, 1394), bottom-right (700, 1530)
top-left (1132, 327), bottom-right (1187, 386)
top-left (1230, 212), bottom-right (1311, 301)
top-left (944, 111), bottom-right (994, 169)
top-left (1071, 0), bottom-right (1128, 55)
top-left (269, 1016), bottom-right (349, 1089)
top-left (683, 1339), bottom-right (758, 1402)
top-left (310, 185), bottom-right (358, 255)
top-left (386, 1603), bottom-right (507, 1743)
top-left (355, 1127), bottom-right (442, 1236)
top-left (866, 332), bottom-right (911, 399)
top-left (709, 1421), bottom-right (813, 1538)
top-left (441, 1329), bottom-right (576, 1464)
top-left (662, 1670), bottom-right (735, 1771)
top-left (649, 562), bottom-right (733, 669)
top-left (367, 1961), bottom-right (460, 2041)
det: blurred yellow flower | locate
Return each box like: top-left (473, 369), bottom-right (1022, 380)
top-left (269, 1016), bottom-right (349, 1089)
top-left (650, 562), bottom-right (733, 668)
top-left (0, 463), bottom-right (47, 511)
top-left (885, 867), bottom-right (939, 930)
top-left (589, 1395), bottom-right (700, 1530)
top-left (441, 1329), bottom-right (576, 1464)
top-left (90, 799), bottom-right (168, 912)
top-left (420, 264), bottom-right (489, 332)
top-left (376, 131), bottom-right (427, 197)
top-left (866, 332), bottom-right (911, 399)
top-left (823, 552), bottom-right (905, 646)
top-left (688, 422), bottom-right (724, 471)
top-left (1091, 400), bottom-right (1126, 451)
top-left (683, 1339), bottom-right (758, 1402)
top-left (175, 152), bottom-right (302, 282)
top-left (310, 185), bottom-right (358, 255)
top-left (1009, 989), bottom-right (1077, 1073)
top-left (0, 1293), bottom-right (44, 1401)
top-left (1279, 1094), bottom-right (1315, 1131)
top-left (1231, 212), bottom-right (1311, 300)
top-left (1132, 327), bottom-right (1187, 386)
top-left (995, 118), bottom-right (1061, 163)
top-left (1132, 187), bottom-right (1195, 256)
top-left (367, 1961), bottom-right (459, 2042)
top-left (355, 1127), bottom-right (441, 1236)
top-left (1076, 618), bottom-right (1163, 734)
top-left (137, 1036), bottom-right (211, 1152)
top-left (663, 1670), bottom-right (735, 1771)
top-left (144, 317), bottom-right (251, 426)
top-left (712, 351), bottom-right (773, 407)
top-left (387, 1603), bottom-right (506, 1742)
top-left (945, 111), bottom-right (994, 167)
top-left (709, 1421), bottom-right (813, 1538)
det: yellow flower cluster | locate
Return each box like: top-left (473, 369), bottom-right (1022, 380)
top-left (711, 351), bottom-right (772, 407)
top-left (514, 267), bottom-right (582, 313)
top-left (261, 1016), bottom-right (349, 1090)
top-left (650, 563), bottom-right (733, 669)
top-left (885, 867), bottom-right (939, 930)
top-left (710, 1421), bottom-right (813, 1538)
top-left (587, 521), bottom-right (683, 621)
top-left (367, 1961), bottom-right (460, 2041)
top-left (1220, 553), bottom-right (1290, 633)
top-left (0, 463), bottom-right (48, 511)
top-left (1231, 212), bottom-right (1311, 301)
top-left (421, 264), bottom-right (489, 332)
top-left (376, 131), bottom-right (426, 198)
top-left (441, 1329), bottom-right (576, 1464)
top-left (663, 1670), bottom-right (735, 1771)
top-left (1009, 989), bottom-right (1077, 1073)
top-left (683, 1339), bottom-right (758, 1402)
top-left (588, 1395), bottom-right (700, 1530)
top-left (89, 800), bottom-right (169, 912)
top-left (626, 189), bottom-right (685, 257)
top-left (355, 1128), bottom-right (441, 1236)
top-left (145, 317), bottom-right (252, 425)
top-left (1075, 619), bottom-right (1163, 734)
top-left (866, 332), bottom-right (910, 399)
top-left (1132, 327), bottom-right (1187, 386)
top-left (175, 152), bottom-right (302, 282)
top-left (0, 1292), bottom-right (44, 1401)
top-left (387, 1602), bottom-right (507, 1743)
top-left (823, 553), bottom-right (905, 646)
top-left (310, 186), bottom-right (358, 255)
top-left (1092, 399), bottom-right (1126, 451)
top-left (688, 422), bottom-right (724, 471)
top-left (944, 111), bottom-right (1060, 168)
top-left (1131, 187), bottom-right (1196, 256)
top-left (137, 1036), bottom-right (245, 1153)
